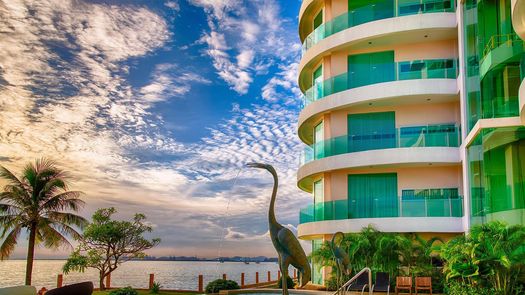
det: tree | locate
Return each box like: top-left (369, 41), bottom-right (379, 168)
top-left (439, 221), bottom-right (525, 294)
top-left (0, 158), bottom-right (87, 285)
top-left (63, 207), bottom-right (160, 290)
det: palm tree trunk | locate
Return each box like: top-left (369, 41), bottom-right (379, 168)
top-left (25, 223), bottom-right (37, 285)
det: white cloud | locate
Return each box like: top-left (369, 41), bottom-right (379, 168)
top-left (165, 1), bottom-right (180, 11)
top-left (190, 0), bottom-right (301, 97)
top-left (140, 63), bottom-right (211, 103)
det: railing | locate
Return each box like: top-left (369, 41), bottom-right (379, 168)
top-left (299, 194), bottom-right (463, 224)
top-left (333, 267), bottom-right (372, 295)
top-left (301, 124), bottom-right (460, 165)
top-left (302, 59), bottom-right (458, 107)
top-left (481, 33), bottom-right (524, 60)
top-left (302, 0), bottom-right (455, 54)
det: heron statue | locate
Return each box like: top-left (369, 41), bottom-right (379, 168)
top-left (331, 231), bottom-right (350, 287)
top-left (246, 163), bottom-right (311, 295)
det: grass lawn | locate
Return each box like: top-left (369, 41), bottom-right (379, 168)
top-left (93, 291), bottom-right (200, 295)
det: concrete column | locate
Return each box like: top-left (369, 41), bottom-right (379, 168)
top-left (198, 275), bottom-right (204, 292)
top-left (57, 274), bottom-right (63, 288)
top-left (149, 274), bottom-right (154, 289)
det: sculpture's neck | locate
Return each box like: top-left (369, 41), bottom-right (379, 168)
top-left (269, 170), bottom-right (278, 226)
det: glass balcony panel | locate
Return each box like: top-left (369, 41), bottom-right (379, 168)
top-left (299, 194), bottom-right (463, 224)
top-left (302, 59), bottom-right (458, 108)
top-left (302, 124), bottom-right (460, 164)
top-left (302, 0), bottom-right (455, 54)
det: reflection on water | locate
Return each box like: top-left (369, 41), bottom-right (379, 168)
top-left (0, 260), bottom-right (289, 289)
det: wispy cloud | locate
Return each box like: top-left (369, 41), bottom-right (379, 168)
top-left (190, 0), bottom-right (301, 97)
top-left (0, 0), bottom-right (310, 258)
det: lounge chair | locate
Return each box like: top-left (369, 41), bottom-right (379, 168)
top-left (346, 271), bottom-right (369, 294)
top-left (372, 272), bottom-right (390, 294)
top-left (415, 277), bottom-right (432, 294)
top-left (0, 286), bottom-right (36, 295)
top-left (396, 276), bottom-right (412, 294)
top-left (45, 282), bottom-right (93, 295)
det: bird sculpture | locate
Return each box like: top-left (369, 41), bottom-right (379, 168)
top-left (246, 163), bottom-right (311, 295)
top-left (330, 231), bottom-right (351, 287)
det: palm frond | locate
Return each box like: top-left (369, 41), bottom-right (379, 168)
top-left (37, 223), bottom-right (72, 249)
top-left (0, 225), bottom-right (21, 260)
top-left (47, 211), bottom-right (88, 229)
top-left (0, 165), bottom-right (24, 187)
top-left (40, 192), bottom-right (85, 212)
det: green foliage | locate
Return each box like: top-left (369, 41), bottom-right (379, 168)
top-left (63, 207), bottom-right (160, 290)
top-left (205, 279), bottom-right (239, 293)
top-left (444, 280), bottom-right (494, 295)
top-left (109, 287), bottom-right (138, 295)
top-left (277, 276), bottom-right (295, 289)
top-left (309, 226), bottom-right (444, 290)
top-left (324, 274), bottom-right (351, 291)
top-left (150, 282), bottom-right (161, 294)
top-left (0, 158), bottom-right (87, 284)
top-left (439, 221), bottom-right (525, 295)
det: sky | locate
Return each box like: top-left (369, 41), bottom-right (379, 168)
top-left (0, 0), bottom-right (311, 259)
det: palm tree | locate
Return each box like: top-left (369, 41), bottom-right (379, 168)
top-left (0, 158), bottom-right (88, 285)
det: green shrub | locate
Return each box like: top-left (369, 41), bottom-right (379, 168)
top-left (445, 280), bottom-right (494, 295)
top-left (277, 276), bottom-right (295, 289)
top-left (150, 281), bottom-right (162, 294)
top-left (324, 276), bottom-right (339, 291)
top-left (205, 279), bottom-right (240, 293)
top-left (109, 287), bottom-right (138, 295)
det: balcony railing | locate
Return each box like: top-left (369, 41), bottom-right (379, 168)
top-left (302, 0), bottom-right (455, 54)
top-left (299, 194), bottom-right (463, 224)
top-left (481, 33), bottom-right (524, 61)
top-left (301, 124), bottom-right (460, 165)
top-left (302, 59), bottom-right (458, 108)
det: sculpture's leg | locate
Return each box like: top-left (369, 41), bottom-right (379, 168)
top-left (280, 256), bottom-right (291, 295)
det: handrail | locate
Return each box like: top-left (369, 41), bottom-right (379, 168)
top-left (333, 267), bottom-right (372, 295)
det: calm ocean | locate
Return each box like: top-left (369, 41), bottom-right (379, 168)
top-left (0, 260), bottom-right (287, 290)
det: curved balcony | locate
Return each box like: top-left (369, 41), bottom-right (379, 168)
top-left (512, 0), bottom-right (525, 41)
top-left (300, 194), bottom-right (463, 224)
top-left (301, 124), bottom-right (460, 166)
top-left (298, 79), bottom-right (459, 143)
top-left (479, 34), bottom-right (525, 79)
top-left (302, 59), bottom-right (457, 107)
top-left (298, 147), bottom-right (460, 192)
top-left (301, 0), bottom-right (456, 54)
top-left (298, 193), bottom-right (463, 238)
top-left (298, 13), bottom-right (457, 90)
top-left (519, 76), bottom-right (525, 125)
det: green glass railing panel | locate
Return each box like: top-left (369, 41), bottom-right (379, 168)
top-left (299, 195), bottom-right (463, 224)
top-left (302, 124), bottom-right (460, 165)
top-left (302, 0), bottom-right (455, 54)
top-left (302, 59), bottom-right (458, 107)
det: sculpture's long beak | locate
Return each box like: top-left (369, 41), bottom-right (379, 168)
top-left (246, 162), bottom-right (265, 169)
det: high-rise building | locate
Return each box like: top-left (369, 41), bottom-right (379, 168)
top-left (296, 0), bottom-right (525, 284)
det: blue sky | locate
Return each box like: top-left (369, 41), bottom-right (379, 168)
top-left (0, 0), bottom-right (311, 258)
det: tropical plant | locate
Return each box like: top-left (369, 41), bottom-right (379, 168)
top-left (63, 207), bottom-right (160, 290)
top-left (205, 279), bottom-right (239, 293)
top-left (109, 287), bottom-right (138, 295)
top-left (150, 281), bottom-right (162, 294)
top-left (439, 221), bottom-right (525, 294)
top-left (0, 158), bottom-right (88, 285)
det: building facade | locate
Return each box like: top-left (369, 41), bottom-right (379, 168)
top-left (296, 0), bottom-right (525, 284)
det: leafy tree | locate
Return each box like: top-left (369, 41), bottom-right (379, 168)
top-left (0, 158), bottom-right (87, 285)
top-left (439, 221), bottom-right (525, 294)
top-left (63, 207), bottom-right (160, 290)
